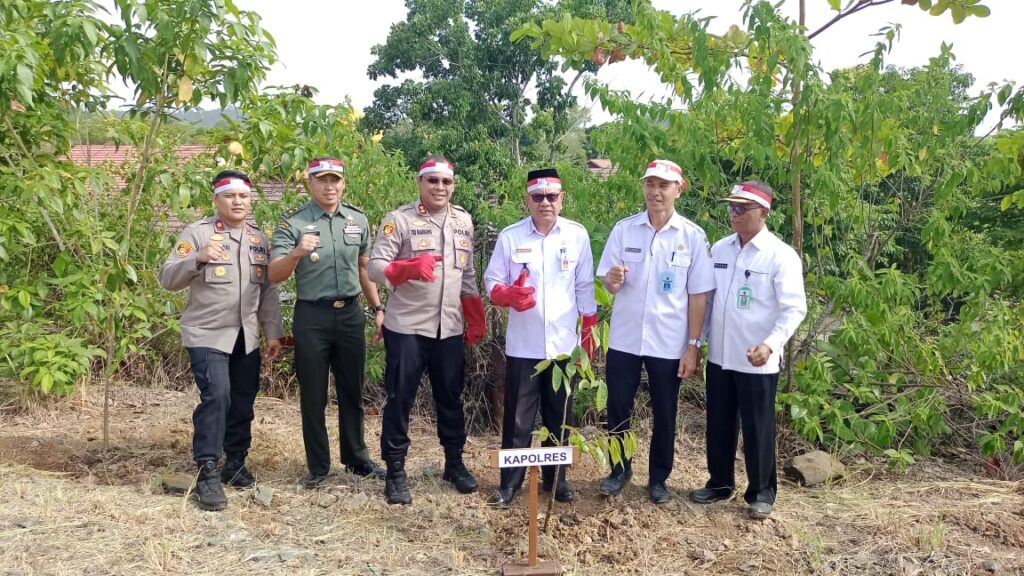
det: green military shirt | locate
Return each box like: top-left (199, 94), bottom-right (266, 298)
top-left (272, 200), bottom-right (371, 301)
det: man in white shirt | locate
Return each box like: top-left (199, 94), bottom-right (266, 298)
top-left (596, 160), bottom-right (714, 504)
top-left (688, 180), bottom-right (807, 519)
top-left (483, 168), bottom-right (598, 507)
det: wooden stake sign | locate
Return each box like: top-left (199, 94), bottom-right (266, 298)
top-left (490, 446), bottom-right (577, 576)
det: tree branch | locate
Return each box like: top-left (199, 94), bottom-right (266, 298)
top-left (808, 0), bottom-right (896, 41)
top-left (1, 114), bottom-right (66, 252)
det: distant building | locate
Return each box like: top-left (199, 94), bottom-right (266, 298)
top-left (67, 144), bottom-right (293, 231)
top-left (587, 158), bottom-right (614, 180)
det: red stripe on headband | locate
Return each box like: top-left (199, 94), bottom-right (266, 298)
top-left (307, 159), bottom-right (344, 169)
top-left (735, 184), bottom-right (772, 206)
top-left (648, 161), bottom-right (682, 176)
top-left (213, 178), bottom-right (250, 189)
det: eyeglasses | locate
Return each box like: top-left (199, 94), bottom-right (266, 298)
top-left (726, 203), bottom-right (760, 215)
top-left (425, 176), bottom-right (454, 186)
top-left (529, 192), bottom-right (561, 203)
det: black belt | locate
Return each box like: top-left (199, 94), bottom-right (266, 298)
top-left (299, 295), bottom-right (359, 309)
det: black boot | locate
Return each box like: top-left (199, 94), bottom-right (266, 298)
top-left (194, 460), bottom-right (227, 511)
top-left (441, 447), bottom-right (477, 494)
top-left (541, 465), bottom-right (575, 503)
top-left (384, 460), bottom-right (412, 505)
top-left (598, 462), bottom-right (632, 497)
top-left (221, 453), bottom-right (255, 488)
top-left (487, 484), bottom-right (521, 508)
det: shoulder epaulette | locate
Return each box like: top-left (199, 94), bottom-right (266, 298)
top-left (341, 202), bottom-right (364, 214)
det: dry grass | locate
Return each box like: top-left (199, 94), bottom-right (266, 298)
top-left (1, 385), bottom-right (1022, 576)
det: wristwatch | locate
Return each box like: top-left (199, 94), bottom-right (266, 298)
top-left (687, 338), bottom-right (703, 348)
top-left (369, 304), bottom-right (386, 314)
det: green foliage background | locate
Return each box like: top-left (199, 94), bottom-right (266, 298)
top-left (1, 0), bottom-right (1022, 468)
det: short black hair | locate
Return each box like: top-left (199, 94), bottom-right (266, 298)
top-left (212, 170), bottom-right (251, 186)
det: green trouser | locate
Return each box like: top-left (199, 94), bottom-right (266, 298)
top-left (293, 298), bottom-right (371, 476)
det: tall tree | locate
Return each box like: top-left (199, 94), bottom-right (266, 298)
top-left (362, 0), bottom-right (633, 186)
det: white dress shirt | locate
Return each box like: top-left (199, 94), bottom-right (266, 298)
top-left (706, 227), bottom-right (807, 374)
top-left (596, 211), bottom-right (714, 360)
top-left (484, 216), bottom-right (597, 359)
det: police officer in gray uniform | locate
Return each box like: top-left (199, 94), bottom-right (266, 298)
top-left (368, 155), bottom-right (487, 505)
top-left (269, 157), bottom-right (386, 488)
top-left (160, 170), bottom-right (284, 511)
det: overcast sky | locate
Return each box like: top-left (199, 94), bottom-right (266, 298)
top-left (231, 0), bottom-right (1022, 126)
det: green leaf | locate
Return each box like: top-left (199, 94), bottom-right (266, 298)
top-left (532, 358), bottom-right (552, 377)
top-left (595, 379), bottom-right (608, 412)
top-left (552, 365), bottom-right (563, 393)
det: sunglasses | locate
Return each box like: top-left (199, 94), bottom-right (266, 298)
top-left (529, 192), bottom-right (561, 203)
top-left (425, 176), bottom-right (454, 186)
top-left (727, 203), bottom-right (761, 215)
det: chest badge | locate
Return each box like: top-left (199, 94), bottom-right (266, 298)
top-left (214, 266), bottom-right (227, 277)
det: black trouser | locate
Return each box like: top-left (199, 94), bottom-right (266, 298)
top-left (380, 327), bottom-right (467, 462)
top-left (704, 362), bottom-right (778, 504)
top-left (187, 329), bottom-right (261, 463)
top-left (605, 348), bottom-right (681, 484)
top-left (499, 357), bottom-right (573, 491)
top-left (293, 299), bottom-right (372, 476)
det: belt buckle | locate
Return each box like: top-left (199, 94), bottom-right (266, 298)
top-left (333, 300), bottom-right (346, 309)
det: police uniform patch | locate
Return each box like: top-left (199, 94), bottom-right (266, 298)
top-left (214, 266), bottom-right (226, 277)
top-left (175, 241), bottom-right (194, 257)
top-left (417, 239), bottom-right (431, 249)
top-left (250, 236), bottom-right (262, 245)
top-left (411, 219), bottom-right (429, 227)
top-left (381, 222), bottom-right (396, 236)
top-left (255, 267), bottom-right (264, 278)
top-left (277, 220), bottom-right (290, 230)
top-left (417, 204), bottom-right (427, 215)
top-left (214, 219), bottom-right (225, 232)
top-left (458, 253), bottom-right (468, 266)
top-left (459, 239), bottom-right (470, 248)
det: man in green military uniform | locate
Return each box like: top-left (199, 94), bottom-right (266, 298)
top-left (270, 156), bottom-right (386, 488)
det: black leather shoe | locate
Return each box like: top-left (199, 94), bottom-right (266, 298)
top-left (649, 481), bottom-right (672, 504)
top-left (542, 466), bottom-right (574, 502)
top-left (598, 468), bottom-right (632, 497)
top-left (688, 487), bottom-right (732, 504)
top-left (748, 501), bottom-right (773, 519)
top-left (487, 485), bottom-right (520, 508)
top-left (221, 455), bottom-right (255, 488)
top-left (345, 461), bottom-right (386, 480)
top-left (553, 479), bottom-right (575, 503)
top-left (194, 460), bottom-right (227, 511)
top-left (303, 473), bottom-right (328, 490)
top-left (442, 460), bottom-right (478, 494)
top-left (385, 461), bottom-right (412, 505)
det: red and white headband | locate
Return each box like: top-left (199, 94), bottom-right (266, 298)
top-left (526, 177), bottom-right (562, 193)
top-left (307, 159), bottom-right (344, 176)
top-left (419, 160), bottom-right (454, 177)
top-left (642, 160), bottom-right (684, 184)
top-left (727, 184), bottom-right (772, 209)
top-left (213, 178), bottom-right (251, 195)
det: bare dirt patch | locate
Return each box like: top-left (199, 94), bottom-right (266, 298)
top-left (1, 386), bottom-right (1022, 575)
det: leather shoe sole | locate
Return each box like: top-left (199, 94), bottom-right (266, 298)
top-left (688, 487), bottom-right (732, 504)
top-left (346, 462), bottom-right (385, 480)
top-left (649, 482), bottom-right (672, 504)
top-left (749, 502), bottom-right (773, 519)
top-left (303, 473), bottom-right (328, 489)
top-left (598, 469), bottom-right (632, 497)
top-left (487, 487), bottom-right (520, 508)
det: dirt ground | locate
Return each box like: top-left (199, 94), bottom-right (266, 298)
top-left (1, 385), bottom-right (1022, 576)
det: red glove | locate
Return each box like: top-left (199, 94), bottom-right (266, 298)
top-left (384, 254), bottom-right (442, 286)
top-left (490, 269), bottom-right (536, 312)
top-left (462, 295), bottom-right (486, 346)
top-left (580, 313), bottom-right (599, 361)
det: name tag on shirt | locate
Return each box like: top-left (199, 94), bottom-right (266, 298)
top-left (625, 247), bottom-right (642, 253)
top-left (714, 263), bottom-right (729, 269)
top-left (344, 225), bottom-right (361, 235)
